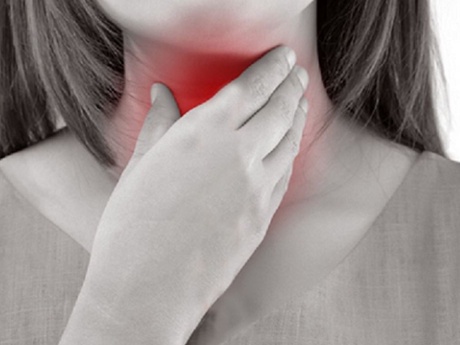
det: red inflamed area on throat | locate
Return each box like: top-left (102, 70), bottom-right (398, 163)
top-left (163, 50), bottom-right (265, 117)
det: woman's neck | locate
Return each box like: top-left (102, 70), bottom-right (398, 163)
top-left (103, 2), bottom-right (356, 203)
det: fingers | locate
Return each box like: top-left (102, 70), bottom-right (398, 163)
top-left (123, 83), bottom-right (181, 177)
top-left (239, 64), bottom-right (308, 159)
top-left (202, 45), bottom-right (297, 129)
top-left (262, 99), bottom-right (308, 181)
top-left (146, 84), bottom-right (182, 147)
top-left (269, 164), bottom-right (294, 217)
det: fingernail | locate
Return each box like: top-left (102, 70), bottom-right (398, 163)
top-left (294, 66), bottom-right (309, 89)
top-left (299, 97), bottom-right (308, 113)
top-left (285, 48), bottom-right (296, 69)
top-left (150, 84), bottom-right (159, 104)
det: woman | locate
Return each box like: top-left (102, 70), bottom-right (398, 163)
top-left (0, 0), bottom-right (458, 344)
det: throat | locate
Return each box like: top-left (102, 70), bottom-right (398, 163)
top-left (145, 49), bottom-right (266, 116)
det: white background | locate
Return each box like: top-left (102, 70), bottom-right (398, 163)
top-left (432, 0), bottom-right (460, 161)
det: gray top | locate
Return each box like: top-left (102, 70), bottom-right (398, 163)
top-left (0, 150), bottom-right (459, 344)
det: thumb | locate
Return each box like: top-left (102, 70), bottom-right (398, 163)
top-left (127, 83), bottom-right (181, 173)
top-left (149, 83), bottom-right (182, 143)
top-left (145, 82), bottom-right (181, 148)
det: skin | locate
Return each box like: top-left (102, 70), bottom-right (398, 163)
top-left (94, 0), bottom-right (420, 212)
top-left (0, 1), bottom-right (420, 339)
top-left (97, 0), bottom-right (350, 203)
top-left (0, 0), bottom-right (419, 260)
top-left (62, 1), bottom-right (419, 339)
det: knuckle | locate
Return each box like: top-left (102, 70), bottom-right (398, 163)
top-left (177, 124), bottom-right (202, 150)
top-left (271, 94), bottom-right (294, 124)
top-left (275, 61), bottom-right (290, 81)
top-left (288, 132), bottom-right (300, 154)
top-left (289, 70), bottom-right (303, 90)
top-left (224, 81), bottom-right (244, 100)
top-left (247, 73), bottom-right (270, 101)
top-left (241, 147), bottom-right (258, 175)
top-left (212, 82), bottom-right (244, 114)
top-left (237, 55), bottom-right (289, 107)
top-left (233, 139), bottom-right (255, 178)
top-left (268, 55), bottom-right (290, 79)
top-left (236, 130), bottom-right (257, 161)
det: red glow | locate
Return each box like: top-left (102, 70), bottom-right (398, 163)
top-left (154, 50), bottom-right (267, 116)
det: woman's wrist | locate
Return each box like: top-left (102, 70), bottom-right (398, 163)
top-left (59, 282), bottom-right (172, 345)
top-left (59, 275), bottom-right (204, 345)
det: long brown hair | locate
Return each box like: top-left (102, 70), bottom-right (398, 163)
top-left (0, 0), bottom-right (449, 168)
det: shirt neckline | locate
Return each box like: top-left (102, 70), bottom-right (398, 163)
top-left (210, 149), bottom-right (441, 345)
top-left (0, 150), bottom-right (433, 258)
top-left (0, 164), bottom-right (90, 253)
top-left (315, 149), bottom-right (429, 276)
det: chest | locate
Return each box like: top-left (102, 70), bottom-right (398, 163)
top-left (191, 148), bottom-right (420, 342)
top-left (191, 195), bottom-right (381, 344)
top-left (0, 134), bottom-right (419, 343)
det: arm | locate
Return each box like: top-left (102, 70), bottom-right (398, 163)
top-left (59, 280), bottom-right (186, 345)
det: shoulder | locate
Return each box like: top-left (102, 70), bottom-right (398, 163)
top-left (423, 150), bottom-right (460, 177)
top-left (0, 127), bottom-right (82, 230)
top-left (0, 164), bottom-right (29, 226)
top-left (0, 126), bottom-right (91, 246)
top-left (396, 151), bottom-right (460, 231)
top-left (0, 139), bottom-right (47, 230)
top-left (416, 151), bottom-right (460, 207)
top-left (401, 151), bottom-right (460, 269)
top-left (0, 126), bottom-right (70, 199)
top-left (0, 136), bottom-right (91, 253)
top-left (0, 145), bottom-right (90, 344)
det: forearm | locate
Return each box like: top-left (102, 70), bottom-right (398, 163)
top-left (59, 281), bottom-right (186, 345)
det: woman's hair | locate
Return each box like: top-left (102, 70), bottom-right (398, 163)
top-left (0, 0), bottom-right (449, 168)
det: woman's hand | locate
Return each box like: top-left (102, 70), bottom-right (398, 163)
top-left (60, 45), bottom-right (309, 345)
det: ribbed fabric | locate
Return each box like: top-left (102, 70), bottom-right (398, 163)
top-left (0, 168), bottom-right (90, 344)
top-left (1, 150), bottom-right (459, 344)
